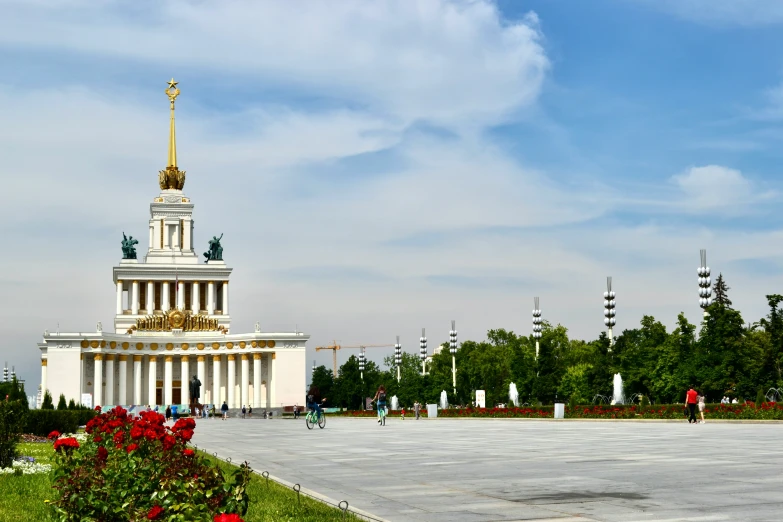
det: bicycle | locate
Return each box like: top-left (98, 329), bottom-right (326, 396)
top-left (305, 405), bottom-right (326, 430)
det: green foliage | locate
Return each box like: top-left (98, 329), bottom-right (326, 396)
top-left (0, 395), bottom-right (27, 468)
top-left (24, 409), bottom-right (96, 436)
top-left (67, 398), bottom-right (76, 410)
top-left (41, 391), bottom-right (54, 410)
top-left (756, 389), bottom-right (765, 407)
top-left (0, 442), bottom-right (56, 521)
top-left (558, 364), bottom-right (593, 404)
top-left (56, 394), bottom-right (67, 410)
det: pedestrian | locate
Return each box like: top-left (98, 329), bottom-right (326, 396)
top-left (698, 393), bottom-right (706, 424)
top-left (242, 405), bottom-right (246, 419)
top-left (165, 405), bottom-right (172, 421)
top-left (294, 404), bottom-right (299, 419)
top-left (172, 404), bottom-right (178, 421)
top-left (248, 406), bottom-right (252, 418)
top-left (401, 407), bottom-right (405, 420)
top-left (414, 401), bottom-right (421, 420)
top-left (221, 401), bottom-right (229, 420)
top-left (685, 386), bottom-right (698, 424)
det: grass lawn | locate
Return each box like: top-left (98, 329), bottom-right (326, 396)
top-left (0, 442), bottom-right (56, 522)
top-left (0, 442), bottom-right (357, 522)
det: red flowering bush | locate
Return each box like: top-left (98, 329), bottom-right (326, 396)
top-left (48, 430), bottom-right (61, 440)
top-left (49, 406), bottom-right (250, 521)
top-left (214, 514), bottom-right (244, 522)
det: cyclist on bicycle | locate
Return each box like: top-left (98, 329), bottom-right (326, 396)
top-left (307, 384), bottom-right (325, 418)
top-left (373, 385), bottom-right (387, 425)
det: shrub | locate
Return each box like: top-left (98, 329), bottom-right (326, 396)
top-left (41, 391), bottom-right (54, 410)
top-left (67, 398), bottom-right (76, 410)
top-left (56, 394), bottom-right (68, 410)
top-left (756, 389), bottom-right (766, 408)
top-left (0, 396), bottom-right (27, 468)
top-left (24, 409), bottom-right (97, 436)
top-left (49, 406), bottom-right (251, 521)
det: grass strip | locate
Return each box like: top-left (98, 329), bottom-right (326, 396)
top-left (0, 442), bottom-right (56, 522)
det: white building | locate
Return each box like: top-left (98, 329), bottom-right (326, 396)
top-left (37, 80), bottom-right (308, 411)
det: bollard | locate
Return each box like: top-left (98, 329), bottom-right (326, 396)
top-left (262, 471), bottom-right (269, 487)
top-left (293, 483), bottom-right (301, 505)
top-left (339, 500), bottom-right (349, 520)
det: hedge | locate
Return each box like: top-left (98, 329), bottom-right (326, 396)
top-left (24, 409), bottom-right (98, 436)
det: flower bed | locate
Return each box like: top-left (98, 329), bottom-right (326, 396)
top-left (332, 403), bottom-right (783, 420)
top-left (48, 406), bottom-right (251, 521)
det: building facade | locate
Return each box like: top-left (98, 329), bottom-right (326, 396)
top-left (37, 80), bottom-right (308, 410)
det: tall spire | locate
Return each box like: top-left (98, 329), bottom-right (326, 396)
top-left (159, 78), bottom-right (186, 191)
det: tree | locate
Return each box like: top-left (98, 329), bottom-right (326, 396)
top-left (41, 390), bottom-right (54, 410)
top-left (67, 398), bottom-right (77, 410)
top-left (758, 294), bottom-right (783, 388)
top-left (310, 366), bottom-right (334, 407)
top-left (713, 273), bottom-right (732, 308)
top-left (57, 393), bottom-right (68, 410)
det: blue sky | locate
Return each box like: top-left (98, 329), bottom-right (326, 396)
top-left (1, 0), bottom-right (783, 391)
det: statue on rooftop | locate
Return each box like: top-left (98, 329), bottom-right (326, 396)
top-left (203, 233), bottom-right (224, 261)
top-left (121, 233), bottom-right (138, 259)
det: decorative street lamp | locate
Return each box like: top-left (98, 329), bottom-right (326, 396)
top-left (312, 360), bottom-right (316, 376)
top-left (358, 348), bottom-right (366, 381)
top-left (698, 249), bottom-right (712, 318)
top-left (419, 328), bottom-right (427, 375)
top-left (449, 320), bottom-right (458, 396)
top-left (604, 277), bottom-right (616, 349)
top-left (394, 336), bottom-right (402, 382)
top-left (532, 297), bottom-right (542, 359)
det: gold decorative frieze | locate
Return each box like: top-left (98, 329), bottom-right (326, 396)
top-left (166, 343), bottom-right (174, 351)
top-left (197, 343), bottom-right (205, 350)
top-left (212, 343), bottom-right (220, 350)
top-left (127, 308), bottom-right (227, 334)
top-left (197, 356), bottom-right (205, 362)
top-left (258, 340), bottom-right (267, 348)
top-left (253, 354), bottom-right (261, 360)
top-left (41, 359), bottom-right (47, 366)
top-left (133, 355), bottom-right (142, 362)
top-left (251, 341), bottom-right (257, 348)
top-left (119, 355), bottom-right (128, 362)
top-left (181, 343), bottom-right (189, 351)
top-left (150, 343), bottom-right (158, 351)
top-left (268, 340), bottom-right (276, 348)
top-left (136, 343), bottom-right (143, 350)
top-left (122, 342), bottom-right (129, 350)
top-left (226, 342), bottom-right (233, 349)
top-left (239, 341), bottom-right (246, 348)
top-left (81, 340), bottom-right (88, 348)
top-left (109, 341), bottom-right (117, 349)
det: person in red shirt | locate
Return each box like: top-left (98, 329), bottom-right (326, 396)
top-left (685, 386), bottom-right (699, 424)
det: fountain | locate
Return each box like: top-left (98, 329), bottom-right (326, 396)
top-left (592, 394), bottom-right (611, 405)
top-left (766, 388), bottom-right (782, 403)
top-left (612, 373), bottom-right (625, 405)
top-left (391, 395), bottom-right (399, 411)
top-left (509, 383), bottom-right (519, 407)
top-left (440, 390), bottom-right (448, 409)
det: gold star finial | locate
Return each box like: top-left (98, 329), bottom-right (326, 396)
top-left (166, 78), bottom-right (180, 105)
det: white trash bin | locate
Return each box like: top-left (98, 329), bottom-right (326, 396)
top-left (554, 403), bottom-right (565, 419)
top-left (427, 404), bottom-right (438, 418)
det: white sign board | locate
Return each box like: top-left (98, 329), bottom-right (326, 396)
top-left (81, 393), bottom-right (93, 410)
top-left (475, 390), bottom-right (486, 408)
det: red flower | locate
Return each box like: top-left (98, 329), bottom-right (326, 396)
top-left (94, 405), bottom-right (102, 411)
top-left (97, 446), bottom-right (108, 461)
top-left (162, 434), bottom-right (177, 451)
top-left (48, 431), bottom-right (61, 440)
top-left (113, 431), bottom-right (125, 444)
top-left (130, 426), bottom-right (143, 439)
top-left (53, 437), bottom-right (80, 452)
top-left (214, 514), bottom-right (243, 522)
top-left (183, 448), bottom-right (195, 457)
top-left (93, 435), bottom-right (102, 443)
top-left (126, 443), bottom-right (139, 453)
top-left (176, 429), bottom-right (194, 442)
top-left (147, 505), bottom-right (164, 520)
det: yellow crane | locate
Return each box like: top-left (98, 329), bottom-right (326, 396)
top-left (314, 342), bottom-right (394, 376)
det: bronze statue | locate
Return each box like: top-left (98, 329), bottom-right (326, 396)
top-left (121, 233), bottom-right (138, 259)
top-left (203, 233), bottom-right (224, 261)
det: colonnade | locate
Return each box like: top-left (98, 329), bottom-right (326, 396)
top-left (116, 280), bottom-right (229, 316)
top-left (87, 351), bottom-right (273, 409)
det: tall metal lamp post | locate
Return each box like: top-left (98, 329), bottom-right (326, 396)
top-left (358, 348), bottom-right (366, 381)
top-left (419, 328), bottom-right (427, 375)
top-left (698, 249), bottom-right (712, 318)
top-left (604, 277), bottom-right (616, 349)
top-left (394, 336), bottom-right (402, 382)
top-left (449, 321), bottom-right (458, 396)
top-left (532, 297), bottom-right (542, 358)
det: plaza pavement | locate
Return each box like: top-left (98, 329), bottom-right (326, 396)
top-left (192, 417), bottom-right (783, 522)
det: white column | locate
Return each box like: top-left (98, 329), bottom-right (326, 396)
top-left (105, 355), bottom-right (115, 406)
top-left (133, 355), bottom-right (142, 405)
top-left (183, 218), bottom-right (192, 251)
top-left (177, 281), bottom-right (185, 310)
top-left (149, 224), bottom-right (153, 250)
top-left (181, 355), bottom-right (190, 406)
top-left (163, 223), bottom-right (170, 249)
top-left (197, 356), bottom-right (206, 404)
top-left (268, 353), bottom-right (276, 408)
top-left (116, 280), bottom-right (123, 314)
top-left (253, 353), bottom-right (261, 408)
top-left (131, 281), bottom-right (139, 315)
top-left (207, 282), bottom-right (215, 314)
top-left (191, 282), bottom-right (199, 312)
top-left (164, 356), bottom-right (173, 406)
top-left (94, 354), bottom-right (104, 407)
top-left (148, 356), bottom-right (157, 406)
top-left (41, 359), bottom-right (48, 397)
top-left (222, 281), bottom-right (229, 315)
top-left (146, 281), bottom-right (154, 313)
top-left (162, 282), bottom-right (170, 312)
top-left (118, 355), bottom-right (128, 405)
top-left (212, 356), bottom-right (221, 408)
top-left (241, 354), bottom-right (249, 408)
top-left (227, 354), bottom-right (236, 408)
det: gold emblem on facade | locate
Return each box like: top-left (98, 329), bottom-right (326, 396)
top-left (127, 308), bottom-right (228, 334)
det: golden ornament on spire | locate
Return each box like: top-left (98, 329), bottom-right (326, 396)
top-left (158, 78), bottom-right (187, 191)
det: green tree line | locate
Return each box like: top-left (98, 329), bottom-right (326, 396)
top-left (312, 276), bottom-right (783, 408)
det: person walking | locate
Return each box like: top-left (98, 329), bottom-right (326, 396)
top-left (241, 405), bottom-right (247, 419)
top-left (248, 406), bottom-right (252, 418)
top-left (685, 386), bottom-right (698, 424)
top-left (171, 404), bottom-right (178, 421)
top-left (414, 401), bottom-right (421, 420)
top-left (165, 405), bottom-right (172, 421)
top-left (698, 393), bottom-right (706, 424)
top-left (221, 401), bottom-right (229, 420)
top-left (372, 385), bottom-right (387, 425)
top-left (294, 404), bottom-right (300, 419)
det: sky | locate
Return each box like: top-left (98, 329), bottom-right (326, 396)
top-left (1, 0), bottom-right (783, 394)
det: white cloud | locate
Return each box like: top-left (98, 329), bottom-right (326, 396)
top-left (641, 0), bottom-right (783, 26)
top-left (671, 165), bottom-right (757, 212)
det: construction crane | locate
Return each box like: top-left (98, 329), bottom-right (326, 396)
top-left (314, 342), bottom-right (393, 377)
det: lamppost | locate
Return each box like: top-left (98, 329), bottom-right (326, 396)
top-left (532, 297), bottom-right (542, 358)
top-left (449, 320), bottom-right (458, 396)
top-left (358, 348), bottom-right (366, 381)
top-left (604, 277), bottom-right (616, 349)
top-left (698, 249), bottom-right (712, 318)
top-left (394, 336), bottom-right (402, 382)
top-left (419, 328), bottom-right (427, 375)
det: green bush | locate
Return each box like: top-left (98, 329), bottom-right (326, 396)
top-left (0, 397), bottom-right (27, 468)
top-left (57, 394), bottom-right (68, 410)
top-left (24, 410), bottom-right (97, 436)
top-left (756, 389), bottom-right (766, 408)
top-left (41, 391), bottom-right (54, 410)
top-left (67, 398), bottom-right (76, 410)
